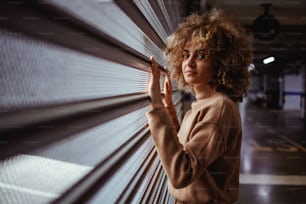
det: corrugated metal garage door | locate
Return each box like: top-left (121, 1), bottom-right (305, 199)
top-left (0, 1), bottom-right (184, 203)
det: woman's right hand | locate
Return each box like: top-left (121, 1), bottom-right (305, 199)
top-left (148, 56), bottom-right (164, 110)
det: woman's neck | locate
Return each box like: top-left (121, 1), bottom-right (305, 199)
top-left (193, 84), bottom-right (216, 101)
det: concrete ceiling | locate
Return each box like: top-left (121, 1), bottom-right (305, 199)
top-left (185, 0), bottom-right (306, 74)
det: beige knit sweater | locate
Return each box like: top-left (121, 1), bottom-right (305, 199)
top-left (146, 92), bottom-right (242, 203)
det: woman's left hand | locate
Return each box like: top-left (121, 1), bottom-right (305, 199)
top-left (163, 70), bottom-right (173, 106)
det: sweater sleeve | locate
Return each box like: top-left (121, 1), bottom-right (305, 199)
top-left (146, 106), bottom-right (228, 189)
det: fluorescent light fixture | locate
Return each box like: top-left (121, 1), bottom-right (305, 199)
top-left (263, 56), bottom-right (275, 64)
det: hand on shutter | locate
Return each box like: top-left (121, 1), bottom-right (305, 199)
top-left (148, 56), bottom-right (164, 110)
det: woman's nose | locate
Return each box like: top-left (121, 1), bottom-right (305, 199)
top-left (187, 55), bottom-right (196, 67)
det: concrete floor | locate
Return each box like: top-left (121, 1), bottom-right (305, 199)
top-left (237, 99), bottom-right (306, 204)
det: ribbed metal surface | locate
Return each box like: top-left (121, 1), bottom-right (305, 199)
top-left (45, 0), bottom-right (165, 64)
top-left (0, 29), bottom-right (150, 112)
top-left (0, 154), bottom-right (91, 204)
top-left (88, 138), bottom-right (155, 204)
top-left (0, 0), bottom-right (184, 203)
top-left (0, 107), bottom-right (151, 204)
top-left (134, 0), bottom-right (182, 41)
top-left (33, 107), bottom-right (151, 166)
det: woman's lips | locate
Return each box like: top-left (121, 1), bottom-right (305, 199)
top-left (184, 70), bottom-right (196, 75)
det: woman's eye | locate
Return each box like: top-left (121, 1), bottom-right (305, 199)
top-left (182, 52), bottom-right (206, 60)
top-left (182, 53), bottom-right (189, 59)
top-left (196, 53), bottom-right (206, 60)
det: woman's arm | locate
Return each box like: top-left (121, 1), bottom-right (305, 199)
top-left (147, 107), bottom-right (227, 188)
top-left (147, 56), bottom-right (227, 188)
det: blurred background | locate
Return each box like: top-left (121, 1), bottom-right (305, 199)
top-left (0, 0), bottom-right (305, 203)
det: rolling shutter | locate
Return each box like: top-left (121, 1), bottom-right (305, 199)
top-left (0, 0), bottom-right (184, 203)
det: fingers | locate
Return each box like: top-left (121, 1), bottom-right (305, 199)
top-left (150, 56), bottom-right (158, 70)
top-left (149, 56), bottom-right (160, 90)
top-left (148, 56), bottom-right (163, 109)
top-left (163, 68), bottom-right (172, 91)
top-left (149, 55), bottom-right (155, 63)
top-left (164, 77), bottom-right (170, 92)
top-left (162, 66), bottom-right (173, 106)
top-left (150, 56), bottom-right (160, 77)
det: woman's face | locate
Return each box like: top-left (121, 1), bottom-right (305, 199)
top-left (181, 42), bottom-right (214, 87)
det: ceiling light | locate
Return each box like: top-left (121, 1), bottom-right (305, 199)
top-left (263, 56), bottom-right (275, 64)
top-left (248, 63), bottom-right (255, 71)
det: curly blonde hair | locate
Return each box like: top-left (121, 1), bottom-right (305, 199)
top-left (165, 9), bottom-right (252, 102)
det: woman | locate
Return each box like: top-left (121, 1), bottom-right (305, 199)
top-left (147, 9), bottom-right (252, 204)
